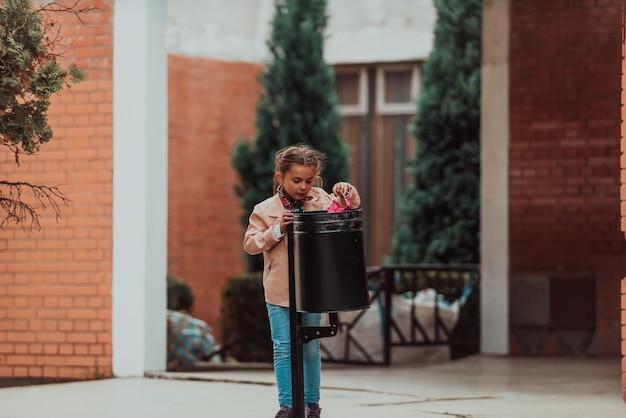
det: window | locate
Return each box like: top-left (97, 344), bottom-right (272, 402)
top-left (335, 68), bottom-right (368, 116)
top-left (334, 62), bottom-right (420, 265)
top-left (376, 65), bottom-right (420, 114)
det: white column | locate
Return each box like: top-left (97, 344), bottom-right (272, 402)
top-left (112, 0), bottom-right (168, 375)
top-left (480, 0), bottom-right (510, 354)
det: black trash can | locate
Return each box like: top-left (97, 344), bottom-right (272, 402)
top-left (292, 209), bottom-right (369, 313)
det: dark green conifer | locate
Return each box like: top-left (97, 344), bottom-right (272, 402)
top-left (391, 0), bottom-right (481, 264)
top-left (233, 0), bottom-right (348, 272)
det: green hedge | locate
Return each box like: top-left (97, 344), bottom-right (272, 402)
top-left (167, 275), bottom-right (194, 311)
top-left (220, 273), bottom-right (272, 363)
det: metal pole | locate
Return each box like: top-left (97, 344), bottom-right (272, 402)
top-left (384, 267), bottom-right (392, 366)
top-left (287, 224), bottom-right (305, 418)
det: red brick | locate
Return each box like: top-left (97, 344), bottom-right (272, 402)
top-left (28, 366), bottom-right (43, 377)
top-left (13, 366), bottom-right (29, 377)
top-left (6, 355), bottom-right (35, 365)
top-left (167, 55), bottom-right (260, 334)
top-left (28, 344), bottom-right (43, 355)
top-left (37, 356), bottom-right (67, 367)
top-left (510, 0), bottom-right (624, 360)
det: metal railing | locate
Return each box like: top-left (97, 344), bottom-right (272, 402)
top-left (321, 264), bottom-right (480, 365)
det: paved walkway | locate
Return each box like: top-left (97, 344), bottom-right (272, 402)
top-left (1, 355), bottom-right (624, 417)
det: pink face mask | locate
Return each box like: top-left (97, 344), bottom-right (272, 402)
top-left (327, 192), bottom-right (352, 213)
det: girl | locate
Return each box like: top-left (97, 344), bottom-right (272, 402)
top-left (243, 144), bottom-right (361, 418)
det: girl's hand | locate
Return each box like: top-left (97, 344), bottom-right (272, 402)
top-left (332, 182), bottom-right (361, 209)
top-left (332, 182), bottom-right (353, 198)
top-left (280, 210), bottom-right (294, 234)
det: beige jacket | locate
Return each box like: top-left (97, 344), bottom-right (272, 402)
top-left (243, 187), bottom-right (359, 307)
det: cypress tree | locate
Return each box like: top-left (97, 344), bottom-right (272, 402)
top-left (391, 0), bottom-right (481, 264)
top-left (233, 0), bottom-right (349, 272)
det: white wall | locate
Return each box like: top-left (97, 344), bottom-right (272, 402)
top-left (166, 0), bottom-right (436, 64)
top-left (113, 0), bottom-right (168, 376)
top-left (167, 0), bottom-right (274, 63)
top-left (325, 0), bottom-right (436, 64)
top-left (480, 0), bottom-right (509, 355)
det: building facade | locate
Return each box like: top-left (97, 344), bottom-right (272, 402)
top-left (0, 0), bottom-right (625, 402)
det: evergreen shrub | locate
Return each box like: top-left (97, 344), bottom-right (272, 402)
top-left (220, 273), bottom-right (272, 363)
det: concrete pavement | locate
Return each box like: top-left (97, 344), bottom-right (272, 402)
top-left (1, 355), bottom-right (624, 417)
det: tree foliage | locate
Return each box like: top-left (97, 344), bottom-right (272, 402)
top-left (391, 0), bottom-right (481, 264)
top-left (233, 0), bottom-right (349, 272)
top-left (0, 0), bottom-right (87, 229)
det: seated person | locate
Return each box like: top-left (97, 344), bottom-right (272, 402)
top-left (167, 276), bottom-right (222, 370)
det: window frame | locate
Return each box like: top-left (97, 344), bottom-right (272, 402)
top-left (335, 67), bottom-right (368, 117)
top-left (375, 64), bottom-right (420, 115)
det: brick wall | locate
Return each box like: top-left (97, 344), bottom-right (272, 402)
top-left (0, 3), bottom-right (262, 381)
top-left (167, 56), bottom-right (262, 337)
top-left (510, 0), bottom-right (624, 355)
top-left (0, 0), bottom-right (114, 380)
top-left (620, 0), bottom-right (626, 402)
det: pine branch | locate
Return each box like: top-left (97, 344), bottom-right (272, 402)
top-left (0, 138), bottom-right (21, 165)
top-left (37, 1), bottom-right (98, 28)
top-left (36, 1), bottom-right (98, 59)
top-left (0, 180), bottom-right (70, 230)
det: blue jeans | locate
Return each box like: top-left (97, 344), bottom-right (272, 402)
top-left (266, 303), bottom-right (321, 408)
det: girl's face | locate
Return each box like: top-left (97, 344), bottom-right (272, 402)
top-left (276, 164), bottom-right (317, 200)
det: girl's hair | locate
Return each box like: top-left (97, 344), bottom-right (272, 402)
top-left (273, 144), bottom-right (325, 192)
